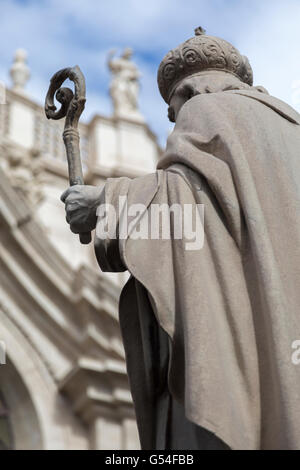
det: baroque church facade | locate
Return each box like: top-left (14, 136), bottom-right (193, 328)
top-left (0, 49), bottom-right (161, 449)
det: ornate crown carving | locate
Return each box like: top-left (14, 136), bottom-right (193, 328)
top-left (157, 27), bottom-right (253, 104)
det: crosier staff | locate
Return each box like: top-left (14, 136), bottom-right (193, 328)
top-left (44, 65), bottom-right (91, 245)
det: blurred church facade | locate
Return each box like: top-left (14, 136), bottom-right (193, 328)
top-left (0, 49), bottom-right (161, 449)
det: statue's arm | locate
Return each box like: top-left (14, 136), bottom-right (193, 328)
top-left (107, 49), bottom-right (118, 72)
top-left (65, 172), bottom-right (155, 274)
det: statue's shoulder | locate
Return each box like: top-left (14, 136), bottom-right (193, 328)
top-left (227, 89), bottom-right (300, 125)
top-left (180, 90), bottom-right (300, 127)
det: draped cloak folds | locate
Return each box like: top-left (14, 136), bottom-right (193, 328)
top-left (94, 89), bottom-right (300, 450)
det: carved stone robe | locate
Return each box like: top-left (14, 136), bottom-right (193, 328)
top-left (95, 89), bottom-right (300, 450)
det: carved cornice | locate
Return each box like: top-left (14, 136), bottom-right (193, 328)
top-left (59, 357), bottom-right (134, 424)
top-left (0, 167), bottom-right (126, 381)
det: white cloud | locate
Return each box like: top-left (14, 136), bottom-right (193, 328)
top-left (237, 0), bottom-right (300, 112)
top-left (1, 0), bottom-right (300, 144)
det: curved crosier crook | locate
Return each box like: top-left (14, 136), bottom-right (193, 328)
top-left (45, 66), bottom-right (91, 245)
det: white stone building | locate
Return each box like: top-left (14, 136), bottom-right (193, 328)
top-left (0, 49), bottom-right (161, 449)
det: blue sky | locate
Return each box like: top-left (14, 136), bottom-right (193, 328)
top-left (1, 0), bottom-right (300, 146)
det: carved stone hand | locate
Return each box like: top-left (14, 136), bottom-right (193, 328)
top-left (60, 185), bottom-right (103, 234)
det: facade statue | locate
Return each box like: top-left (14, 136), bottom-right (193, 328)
top-left (3, 144), bottom-right (44, 207)
top-left (9, 49), bottom-right (30, 93)
top-left (57, 28), bottom-right (300, 450)
top-left (108, 48), bottom-right (144, 122)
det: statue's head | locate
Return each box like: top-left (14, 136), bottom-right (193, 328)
top-left (157, 27), bottom-right (254, 122)
top-left (123, 47), bottom-right (133, 60)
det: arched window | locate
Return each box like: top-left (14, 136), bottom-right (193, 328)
top-left (0, 392), bottom-right (13, 450)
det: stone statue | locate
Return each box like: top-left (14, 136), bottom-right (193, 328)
top-left (4, 144), bottom-right (44, 207)
top-left (10, 49), bottom-right (30, 93)
top-left (108, 48), bottom-right (144, 122)
top-left (59, 28), bottom-right (300, 450)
